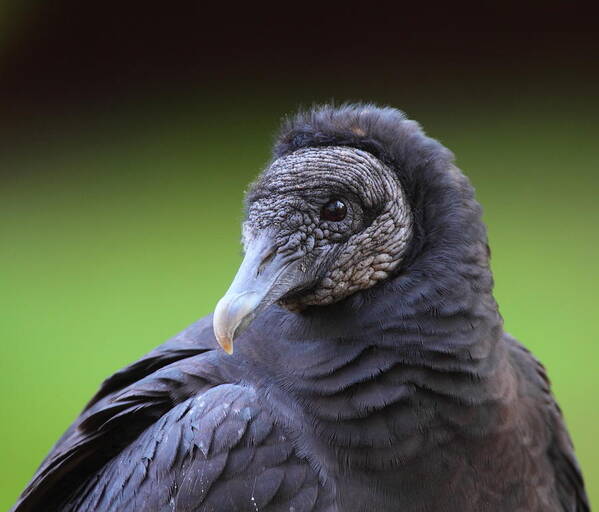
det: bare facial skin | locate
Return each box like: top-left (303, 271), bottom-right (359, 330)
top-left (247, 146), bottom-right (413, 307)
top-left (214, 146), bottom-right (413, 352)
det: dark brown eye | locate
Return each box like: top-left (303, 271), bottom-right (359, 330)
top-left (320, 198), bottom-right (347, 222)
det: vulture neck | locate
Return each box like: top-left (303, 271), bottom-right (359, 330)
top-left (246, 175), bottom-right (508, 481)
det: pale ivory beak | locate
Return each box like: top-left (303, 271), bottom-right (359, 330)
top-left (213, 233), bottom-right (303, 354)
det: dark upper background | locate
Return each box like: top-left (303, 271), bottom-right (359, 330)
top-left (2, 4), bottom-right (598, 127)
top-left (1, 3), bottom-right (597, 508)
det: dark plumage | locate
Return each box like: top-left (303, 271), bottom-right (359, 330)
top-left (13, 104), bottom-right (588, 511)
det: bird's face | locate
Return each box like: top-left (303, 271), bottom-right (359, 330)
top-left (213, 146), bottom-right (413, 353)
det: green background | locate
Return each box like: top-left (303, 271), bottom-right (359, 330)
top-left (0, 11), bottom-right (597, 508)
top-left (2, 96), bottom-right (598, 509)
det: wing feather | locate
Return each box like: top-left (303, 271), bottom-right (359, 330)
top-left (507, 336), bottom-right (589, 511)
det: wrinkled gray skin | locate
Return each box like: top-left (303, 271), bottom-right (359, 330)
top-left (213, 146), bottom-right (412, 352)
top-left (248, 147), bottom-right (412, 307)
top-left (13, 105), bottom-right (588, 512)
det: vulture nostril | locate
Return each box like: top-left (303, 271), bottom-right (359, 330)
top-left (257, 249), bottom-right (276, 276)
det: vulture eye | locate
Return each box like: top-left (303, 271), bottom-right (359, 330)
top-left (320, 198), bottom-right (347, 222)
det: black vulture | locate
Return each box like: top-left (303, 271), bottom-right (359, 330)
top-left (13, 104), bottom-right (588, 511)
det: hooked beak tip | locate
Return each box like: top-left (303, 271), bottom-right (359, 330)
top-left (218, 336), bottom-right (234, 355)
top-left (213, 291), bottom-right (261, 355)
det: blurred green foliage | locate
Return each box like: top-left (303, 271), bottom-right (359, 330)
top-left (1, 96), bottom-right (598, 509)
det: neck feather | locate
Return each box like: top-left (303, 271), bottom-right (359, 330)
top-left (242, 162), bottom-right (507, 474)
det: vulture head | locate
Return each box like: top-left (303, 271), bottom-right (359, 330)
top-left (214, 104), bottom-right (490, 354)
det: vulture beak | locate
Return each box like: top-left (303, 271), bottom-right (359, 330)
top-left (213, 233), bottom-right (303, 354)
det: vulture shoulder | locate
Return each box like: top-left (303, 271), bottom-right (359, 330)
top-left (505, 335), bottom-right (589, 512)
top-left (13, 316), bottom-right (333, 512)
